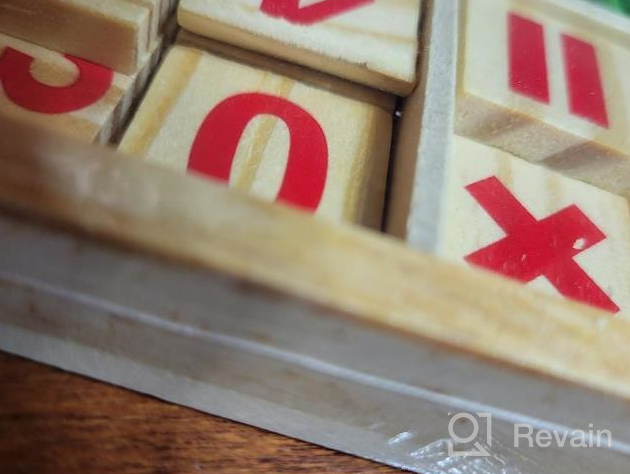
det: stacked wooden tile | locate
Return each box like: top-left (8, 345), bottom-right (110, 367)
top-left (388, 0), bottom-right (630, 315)
top-left (177, 0), bottom-right (423, 95)
top-left (0, 0), bottom-right (180, 143)
top-left (457, 0), bottom-right (630, 197)
top-left (120, 1), bottom-right (423, 226)
top-left (0, 0), bottom-right (179, 72)
top-left (120, 32), bottom-right (395, 227)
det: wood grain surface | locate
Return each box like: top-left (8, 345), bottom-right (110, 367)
top-left (5, 115), bottom-right (630, 403)
top-left (424, 134), bottom-right (630, 315)
top-left (457, 0), bottom-right (630, 198)
top-left (0, 0), bottom-right (151, 74)
top-left (0, 351), bottom-right (400, 474)
top-left (178, 0), bottom-right (422, 94)
top-left (119, 39), bottom-right (393, 228)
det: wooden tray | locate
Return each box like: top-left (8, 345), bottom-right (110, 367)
top-left (2, 0), bottom-right (630, 472)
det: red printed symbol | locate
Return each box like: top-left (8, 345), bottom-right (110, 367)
top-left (464, 176), bottom-right (619, 313)
top-left (260, 0), bottom-right (375, 25)
top-left (508, 13), bottom-right (549, 103)
top-left (508, 12), bottom-right (609, 127)
top-left (188, 92), bottom-right (328, 212)
top-left (0, 47), bottom-right (113, 114)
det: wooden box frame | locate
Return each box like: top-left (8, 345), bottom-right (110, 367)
top-left (2, 1), bottom-right (630, 472)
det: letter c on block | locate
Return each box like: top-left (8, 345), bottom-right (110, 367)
top-left (0, 47), bottom-right (113, 114)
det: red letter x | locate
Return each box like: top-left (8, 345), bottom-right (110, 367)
top-left (464, 176), bottom-right (619, 313)
top-left (261, 0), bottom-right (375, 25)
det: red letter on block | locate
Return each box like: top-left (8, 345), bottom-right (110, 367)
top-left (0, 47), bottom-right (113, 114)
top-left (464, 176), bottom-right (619, 313)
top-left (508, 13), bottom-right (550, 104)
top-left (507, 12), bottom-right (609, 128)
top-left (260, 0), bottom-right (374, 25)
top-left (561, 34), bottom-right (609, 128)
top-left (188, 92), bottom-right (329, 213)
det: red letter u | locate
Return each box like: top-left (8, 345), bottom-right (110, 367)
top-left (188, 92), bottom-right (329, 212)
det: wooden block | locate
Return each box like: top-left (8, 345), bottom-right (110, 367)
top-left (109, 15), bottom-right (180, 144)
top-left (128, 0), bottom-right (178, 40)
top-left (388, 0), bottom-right (630, 314)
top-left (0, 0), bottom-right (153, 73)
top-left (123, 0), bottom-right (161, 49)
top-left (177, 0), bottom-right (422, 95)
top-left (119, 41), bottom-right (394, 227)
top-left (0, 32), bottom-right (163, 144)
top-left (456, 0), bottom-right (630, 197)
top-left (432, 134), bottom-right (630, 315)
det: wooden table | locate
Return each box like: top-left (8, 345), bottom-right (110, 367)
top-left (0, 352), bottom-right (400, 474)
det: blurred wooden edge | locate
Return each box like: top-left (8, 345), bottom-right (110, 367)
top-left (0, 111), bottom-right (628, 396)
top-left (3, 114), bottom-right (630, 471)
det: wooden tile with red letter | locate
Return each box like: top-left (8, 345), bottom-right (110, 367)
top-left (457, 0), bottom-right (630, 197)
top-left (177, 0), bottom-right (422, 95)
top-left (432, 134), bottom-right (630, 315)
top-left (119, 36), bottom-right (394, 227)
top-left (0, 32), bottom-right (163, 144)
top-left (0, 0), bottom-right (175, 73)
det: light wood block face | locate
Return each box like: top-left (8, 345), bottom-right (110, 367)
top-left (436, 135), bottom-right (630, 315)
top-left (0, 0), bottom-right (174, 73)
top-left (119, 44), bottom-right (394, 227)
top-left (177, 0), bottom-right (422, 95)
top-left (457, 0), bottom-right (630, 197)
top-left (0, 33), bottom-right (162, 144)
